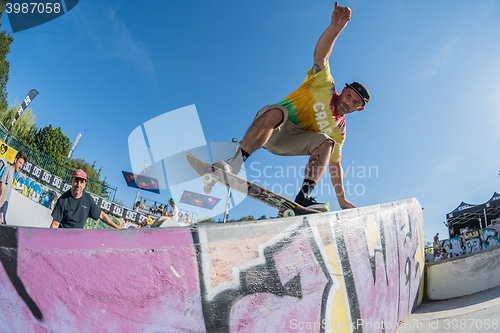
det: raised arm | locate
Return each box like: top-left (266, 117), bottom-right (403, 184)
top-left (313, 2), bottom-right (352, 74)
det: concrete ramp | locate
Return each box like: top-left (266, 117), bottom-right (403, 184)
top-left (425, 245), bottom-right (500, 301)
top-left (5, 189), bottom-right (52, 228)
top-left (0, 198), bottom-right (424, 332)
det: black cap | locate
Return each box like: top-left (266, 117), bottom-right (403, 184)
top-left (345, 82), bottom-right (370, 106)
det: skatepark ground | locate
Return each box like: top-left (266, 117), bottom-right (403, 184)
top-left (395, 280), bottom-right (500, 333)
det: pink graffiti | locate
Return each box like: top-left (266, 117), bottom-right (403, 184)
top-left (2, 228), bottom-right (206, 332)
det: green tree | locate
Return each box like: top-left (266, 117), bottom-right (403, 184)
top-left (0, 2), bottom-right (13, 112)
top-left (424, 242), bottom-right (433, 255)
top-left (237, 215), bottom-right (255, 222)
top-left (31, 124), bottom-right (71, 163)
top-left (0, 103), bottom-right (36, 143)
top-left (68, 158), bottom-right (102, 182)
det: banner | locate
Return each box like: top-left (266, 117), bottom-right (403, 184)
top-left (179, 190), bottom-right (220, 210)
top-left (0, 140), bottom-right (18, 164)
top-left (66, 128), bottom-right (87, 161)
top-left (121, 171), bottom-right (160, 194)
top-left (9, 89), bottom-right (38, 132)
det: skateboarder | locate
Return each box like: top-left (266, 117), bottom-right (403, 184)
top-left (215, 2), bottom-right (370, 211)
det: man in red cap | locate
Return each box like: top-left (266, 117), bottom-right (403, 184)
top-left (50, 169), bottom-right (123, 229)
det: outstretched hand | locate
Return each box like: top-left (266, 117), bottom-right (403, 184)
top-left (338, 198), bottom-right (356, 210)
top-left (331, 2), bottom-right (351, 28)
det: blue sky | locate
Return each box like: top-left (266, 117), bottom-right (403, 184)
top-left (2, 0), bottom-right (500, 242)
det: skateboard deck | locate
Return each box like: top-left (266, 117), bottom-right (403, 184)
top-left (186, 152), bottom-right (320, 216)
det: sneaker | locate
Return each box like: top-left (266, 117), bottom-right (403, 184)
top-left (294, 195), bottom-right (328, 212)
top-left (213, 157), bottom-right (242, 175)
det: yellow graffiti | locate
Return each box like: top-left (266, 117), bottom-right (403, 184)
top-left (325, 242), bottom-right (351, 333)
top-left (414, 206), bottom-right (425, 306)
top-left (464, 231), bottom-right (479, 240)
top-left (365, 215), bottom-right (382, 257)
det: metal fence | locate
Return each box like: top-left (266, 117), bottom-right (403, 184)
top-left (0, 127), bottom-right (117, 201)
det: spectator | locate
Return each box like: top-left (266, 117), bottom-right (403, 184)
top-left (146, 213), bottom-right (154, 225)
top-left (137, 219), bottom-right (150, 229)
top-left (0, 151), bottom-right (27, 224)
top-left (50, 169), bottom-right (123, 229)
top-left (134, 201), bottom-right (140, 212)
top-left (157, 204), bottom-right (163, 216)
top-left (140, 199), bottom-right (146, 211)
top-left (166, 198), bottom-right (179, 221)
top-left (433, 233), bottom-right (442, 258)
top-left (151, 202), bottom-right (157, 214)
top-left (49, 191), bottom-right (58, 210)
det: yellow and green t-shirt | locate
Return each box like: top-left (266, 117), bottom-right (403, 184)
top-left (278, 65), bottom-right (346, 163)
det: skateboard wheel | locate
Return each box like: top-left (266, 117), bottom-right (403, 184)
top-left (283, 209), bottom-right (295, 217)
top-left (203, 184), bottom-right (212, 194)
top-left (202, 173), bottom-right (213, 185)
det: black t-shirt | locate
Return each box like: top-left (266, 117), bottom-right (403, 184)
top-left (51, 190), bottom-right (101, 228)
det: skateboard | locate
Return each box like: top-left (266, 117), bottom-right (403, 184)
top-left (185, 152), bottom-right (320, 217)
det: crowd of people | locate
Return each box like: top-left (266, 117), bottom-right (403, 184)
top-left (430, 233), bottom-right (450, 261)
top-left (134, 198), bottom-right (195, 224)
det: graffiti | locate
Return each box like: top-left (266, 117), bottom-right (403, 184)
top-left (0, 199), bottom-right (423, 332)
top-left (440, 237), bottom-right (465, 258)
top-left (338, 204), bottom-right (424, 330)
top-left (194, 218), bottom-right (334, 332)
top-left (465, 238), bottom-right (482, 254)
top-left (480, 228), bottom-right (500, 248)
top-left (437, 227), bottom-right (500, 259)
top-left (13, 172), bottom-right (56, 207)
top-left (463, 230), bottom-right (480, 240)
top-left (39, 188), bottom-right (55, 208)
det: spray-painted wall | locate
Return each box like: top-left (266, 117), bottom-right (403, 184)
top-left (438, 225), bottom-right (500, 259)
top-left (0, 198), bottom-right (424, 332)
